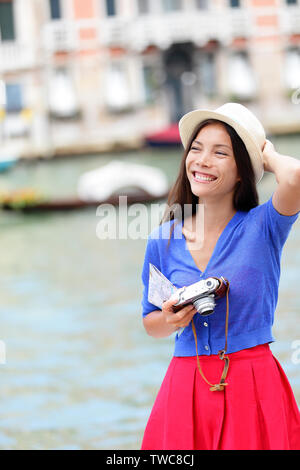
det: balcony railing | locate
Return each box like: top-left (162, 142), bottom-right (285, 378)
top-left (3, 6), bottom-right (299, 68)
top-left (43, 21), bottom-right (78, 52)
top-left (100, 18), bottom-right (129, 47)
top-left (280, 6), bottom-right (300, 35)
top-left (40, 9), bottom-right (254, 55)
top-left (0, 42), bottom-right (36, 72)
top-left (127, 10), bottom-right (252, 51)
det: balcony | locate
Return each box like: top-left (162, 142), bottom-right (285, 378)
top-left (125, 10), bottom-right (252, 51)
top-left (0, 42), bottom-right (36, 73)
top-left (280, 6), bottom-right (300, 35)
top-left (41, 9), bottom-right (255, 55)
top-left (99, 18), bottom-right (129, 47)
top-left (43, 21), bottom-right (78, 53)
top-left (229, 9), bottom-right (253, 38)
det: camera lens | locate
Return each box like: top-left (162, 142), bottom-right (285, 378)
top-left (193, 295), bottom-right (216, 316)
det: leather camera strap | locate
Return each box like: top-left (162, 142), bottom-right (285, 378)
top-left (191, 278), bottom-right (230, 392)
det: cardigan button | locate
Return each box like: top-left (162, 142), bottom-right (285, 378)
top-left (205, 345), bottom-right (209, 351)
top-left (203, 322), bottom-right (208, 327)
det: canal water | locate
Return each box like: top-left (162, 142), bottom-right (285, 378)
top-left (0, 135), bottom-right (299, 449)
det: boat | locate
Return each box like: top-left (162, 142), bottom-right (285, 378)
top-left (77, 160), bottom-right (169, 201)
top-left (0, 157), bottom-right (18, 172)
top-left (144, 123), bottom-right (181, 147)
top-left (2, 161), bottom-right (170, 212)
top-left (0, 153), bottom-right (19, 172)
top-left (0, 143), bottom-right (22, 172)
top-left (3, 191), bottom-right (169, 212)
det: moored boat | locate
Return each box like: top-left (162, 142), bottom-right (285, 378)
top-left (0, 154), bottom-right (19, 172)
top-left (144, 123), bottom-right (181, 147)
top-left (1, 161), bottom-right (170, 212)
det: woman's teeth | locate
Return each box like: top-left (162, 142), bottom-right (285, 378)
top-left (193, 172), bottom-right (217, 182)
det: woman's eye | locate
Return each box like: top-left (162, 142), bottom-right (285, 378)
top-left (216, 151), bottom-right (227, 156)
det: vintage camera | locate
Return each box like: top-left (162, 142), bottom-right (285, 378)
top-left (173, 277), bottom-right (229, 316)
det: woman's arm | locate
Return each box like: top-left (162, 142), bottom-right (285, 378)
top-left (143, 296), bottom-right (197, 339)
top-left (262, 140), bottom-right (300, 216)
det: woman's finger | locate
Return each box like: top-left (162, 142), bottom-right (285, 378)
top-left (166, 304), bottom-right (197, 325)
top-left (162, 292), bottom-right (180, 311)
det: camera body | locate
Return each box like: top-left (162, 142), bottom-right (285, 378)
top-left (173, 277), bottom-right (229, 316)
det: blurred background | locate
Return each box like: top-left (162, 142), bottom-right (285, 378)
top-left (0, 0), bottom-right (299, 450)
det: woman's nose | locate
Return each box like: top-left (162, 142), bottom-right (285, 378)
top-left (196, 151), bottom-right (212, 166)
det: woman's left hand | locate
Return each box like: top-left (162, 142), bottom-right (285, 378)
top-left (262, 139), bottom-right (277, 173)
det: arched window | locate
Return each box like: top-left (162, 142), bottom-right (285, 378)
top-left (227, 52), bottom-right (256, 99)
top-left (284, 48), bottom-right (300, 89)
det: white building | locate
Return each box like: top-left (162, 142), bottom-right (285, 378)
top-left (0, 0), bottom-right (300, 157)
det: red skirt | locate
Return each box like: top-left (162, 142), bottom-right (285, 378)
top-left (141, 344), bottom-right (300, 450)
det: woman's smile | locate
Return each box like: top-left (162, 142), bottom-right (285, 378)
top-left (192, 171), bottom-right (218, 183)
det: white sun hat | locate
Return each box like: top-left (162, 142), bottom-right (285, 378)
top-left (178, 102), bottom-right (266, 184)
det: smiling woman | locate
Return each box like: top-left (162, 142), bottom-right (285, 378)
top-left (140, 103), bottom-right (300, 450)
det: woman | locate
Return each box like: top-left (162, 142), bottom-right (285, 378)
top-left (140, 103), bottom-right (300, 450)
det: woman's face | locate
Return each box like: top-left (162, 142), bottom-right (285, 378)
top-left (185, 122), bottom-right (240, 201)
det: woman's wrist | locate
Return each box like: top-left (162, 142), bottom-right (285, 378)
top-left (263, 150), bottom-right (280, 174)
top-left (262, 140), bottom-right (278, 173)
top-left (143, 310), bottom-right (178, 338)
top-left (262, 140), bottom-right (300, 185)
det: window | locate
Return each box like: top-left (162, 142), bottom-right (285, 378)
top-left (5, 83), bottom-right (23, 112)
top-left (48, 69), bottom-right (79, 118)
top-left (143, 65), bottom-right (157, 103)
top-left (286, 0), bottom-right (297, 5)
top-left (198, 53), bottom-right (216, 97)
top-left (227, 52), bottom-right (256, 99)
top-left (229, 0), bottom-right (240, 7)
top-left (162, 0), bottom-right (182, 12)
top-left (0, 80), bottom-right (5, 108)
top-left (104, 62), bottom-right (131, 110)
top-left (0, 1), bottom-right (15, 41)
top-left (137, 0), bottom-right (149, 14)
top-left (49, 0), bottom-right (61, 19)
top-left (196, 0), bottom-right (208, 9)
top-left (284, 48), bottom-right (300, 89)
top-left (106, 0), bottom-right (116, 16)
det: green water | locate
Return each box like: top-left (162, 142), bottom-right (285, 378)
top-left (0, 137), bottom-right (299, 449)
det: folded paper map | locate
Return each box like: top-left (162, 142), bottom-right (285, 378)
top-left (148, 263), bottom-right (176, 309)
top-left (148, 264), bottom-right (185, 336)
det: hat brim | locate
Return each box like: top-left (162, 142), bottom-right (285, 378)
top-left (179, 109), bottom-right (264, 184)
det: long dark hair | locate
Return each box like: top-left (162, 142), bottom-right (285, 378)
top-left (161, 118), bottom-right (259, 227)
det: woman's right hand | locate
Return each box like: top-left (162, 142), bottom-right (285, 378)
top-left (143, 293), bottom-right (198, 338)
top-left (162, 293), bottom-right (197, 330)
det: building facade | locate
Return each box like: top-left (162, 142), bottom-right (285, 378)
top-left (0, 0), bottom-right (300, 157)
